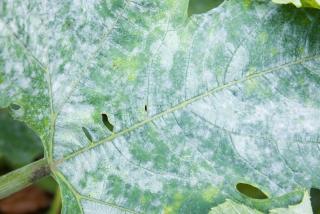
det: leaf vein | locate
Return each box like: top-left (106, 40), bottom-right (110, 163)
top-left (57, 54), bottom-right (320, 164)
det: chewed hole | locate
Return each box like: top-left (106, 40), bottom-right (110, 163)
top-left (236, 183), bottom-right (268, 199)
top-left (311, 188), bottom-right (320, 214)
top-left (101, 113), bottom-right (114, 132)
top-left (188, 0), bottom-right (224, 16)
top-left (10, 103), bottom-right (21, 110)
top-left (82, 127), bottom-right (93, 142)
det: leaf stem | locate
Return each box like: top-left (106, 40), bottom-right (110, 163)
top-left (0, 158), bottom-right (50, 199)
top-left (48, 187), bottom-right (61, 214)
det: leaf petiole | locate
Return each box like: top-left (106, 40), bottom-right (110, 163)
top-left (0, 158), bottom-right (50, 199)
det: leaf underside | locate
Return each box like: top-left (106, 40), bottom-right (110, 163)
top-left (1, 0), bottom-right (320, 213)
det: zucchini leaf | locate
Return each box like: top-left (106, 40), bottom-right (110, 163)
top-left (1, 0), bottom-right (320, 213)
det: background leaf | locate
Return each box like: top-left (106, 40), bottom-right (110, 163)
top-left (0, 108), bottom-right (43, 168)
top-left (188, 0), bottom-right (224, 15)
top-left (0, 108), bottom-right (60, 213)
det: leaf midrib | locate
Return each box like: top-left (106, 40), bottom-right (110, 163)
top-left (55, 54), bottom-right (320, 165)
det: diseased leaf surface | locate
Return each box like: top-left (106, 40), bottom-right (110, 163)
top-left (1, 0), bottom-right (320, 213)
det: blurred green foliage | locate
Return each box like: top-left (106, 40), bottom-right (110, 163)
top-left (311, 188), bottom-right (320, 214)
top-left (0, 108), bottom-right (43, 169)
top-left (0, 108), bottom-right (59, 212)
top-left (188, 0), bottom-right (224, 15)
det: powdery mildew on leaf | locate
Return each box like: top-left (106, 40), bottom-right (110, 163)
top-left (1, 0), bottom-right (320, 213)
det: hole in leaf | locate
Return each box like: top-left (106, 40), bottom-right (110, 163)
top-left (82, 127), bottom-right (93, 142)
top-left (101, 113), bottom-right (114, 132)
top-left (311, 188), bottom-right (320, 214)
top-left (236, 183), bottom-right (268, 199)
top-left (188, 0), bottom-right (224, 16)
top-left (10, 103), bottom-right (21, 110)
top-left (144, 105), bottom-right (148, 112)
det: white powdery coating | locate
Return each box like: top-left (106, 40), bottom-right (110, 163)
top-left (159, 30), bottom-right (180, 70)
top-left (82, 200), bottom-right (128, 214)
top-left (59, 140), bottom-right (165, 198)
top-left (190, 90), bottom-right (240, 131)
top-left (226, 46), bottom-right (250, 82)
top-left (277, 103), bottom-right (312, 139)
top-left (54, 103), bottom-right (95, 157)
top-left (190, 88), bottom-right (320, 142)
top-left (15, 64), bottom-right (32, 90)
top-left (232, 135), bottom-right (261, 160)
top-left (60, 103), bottom-right (95, 123)
top-left (0, 20), bottom-right (5, 31)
